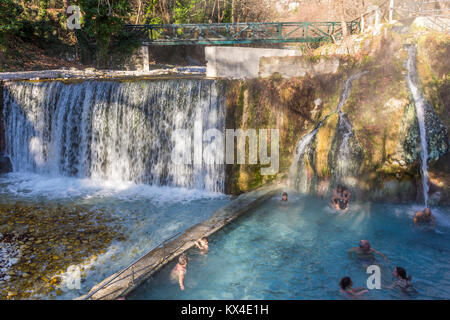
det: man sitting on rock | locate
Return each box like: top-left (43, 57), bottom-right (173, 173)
top-left (413, 208), bottom-right (435, 226)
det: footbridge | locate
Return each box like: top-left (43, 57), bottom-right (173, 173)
top-left (124, 21), bottom-right (361, 46)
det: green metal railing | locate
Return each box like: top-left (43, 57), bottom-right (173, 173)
top-left (124, 21), bottom-right (361, 45)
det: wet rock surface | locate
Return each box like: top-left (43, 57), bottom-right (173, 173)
top-left (0, 154), bottom-right (12, 174)
top-left (0, 203), bottom-right (125, 299)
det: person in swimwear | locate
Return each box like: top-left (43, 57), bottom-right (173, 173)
top-left (281, 192), bottom-right (288, 202)
top-left (195, 236), bottom-right (209, 254)
top-left (348, 240), bottom-right (389, 264)
top-left (339, 276), bottom-right (368, 298)
top-left (330, 184), bottom-right (351, 210)
top-left (386, 267), bottom-right (417, 294)
top-left (171, 253), bottom-right (188, 290)
top-left (413, 208), bottom-right (435, 226)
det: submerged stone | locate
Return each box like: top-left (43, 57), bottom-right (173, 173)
top-left (0, 203), bottom-right (125, 300)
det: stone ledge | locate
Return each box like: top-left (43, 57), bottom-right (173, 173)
top-left (0, 67), bottom-right (206, 82)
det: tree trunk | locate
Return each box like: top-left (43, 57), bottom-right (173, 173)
top-left (231, 0), bottom-right (235, 23)
top-left (340, 0), bottom-right (348, 38)
top-left (136, 0), bottom-right (142, 24)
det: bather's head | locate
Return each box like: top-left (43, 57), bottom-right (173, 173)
top-left (178, 253), bottom-right (188, 267)
top-left (282, 192), bottom-right (288, 201)
top-left (359, 240), bottom-right (371, 251)
top-left (339, 276), bottom-right (353, 290)
top-left (394, 266), bottom-right (412, 281)
top-left (424, 208), bottom-right (432, 216)
top-left (199, 236), bottom-right (208, 248)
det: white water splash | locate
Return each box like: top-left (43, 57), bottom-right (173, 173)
top-left (335, 72), bottom-right (367, 180)
top-left (405, 45), bottom-right (429, 206)
top-left (2, 79), bottom-right (225, 192)
top-left (0, 172), bottom-right (225, 203)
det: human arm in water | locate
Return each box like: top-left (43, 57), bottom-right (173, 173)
top-left (371, 248), bottom-right (389, 262)
top-left (351, 287), bottom-right (369, 297)
top-left (343, 189), bottom-right (351, 201)
top-left (347, 247), bottom-right (358, 259)
top-left (330, 190), bottom-right (344, 208)
top-left (343, 190), bottom-right (351, 208)
top-left (341, 287), bottom-right (369, 298)
top-left (178, 271), bottom-right (185, 290)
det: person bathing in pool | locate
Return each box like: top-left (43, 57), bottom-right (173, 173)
top-left (195, 236), bottom-right (209, 254)
top-left (413, 208), bottom-right (436, 226)
top-left (281, 192), bottom-right (288, 202)
top-left (339, 277), bottom-right (369, 298)
top-left (330, 184), bottom-right (351, 211)
top-left (348, 240), bottom-right (389, 264)
top-left (385, 267), bottom-right (418, 294)
top-left (171, 253), bottom-right (188, 290)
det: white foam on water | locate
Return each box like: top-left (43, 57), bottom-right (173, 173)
top-left (390, 204), bottom-right (450, 229)
top-left (0, 172), bottom-right (225, 204)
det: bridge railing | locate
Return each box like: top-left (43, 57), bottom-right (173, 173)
top-left (124, 21), bottom-right (360, 45)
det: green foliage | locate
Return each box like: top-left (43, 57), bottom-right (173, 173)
top-left (74, 0), bottom-right (132, 68)
top-left (144, 0), bottom-right (164, 24)
top-left (38, 0), bottom-right (49, 19)
top-left (0, 0), bottom-right (24, 49)
top-left (144, 0), bottom-right (233, 24)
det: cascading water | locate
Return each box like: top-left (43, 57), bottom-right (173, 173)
top-left (2, 79), bottom-right (225, 192)
top-left (405, 45), bottom-right (429, 206)
top-left (288, 120), bottom-right (324, 191)
top-left (289, 72), bottom-right (366, 192)
top-left (334, 72), bottom-right (367, 179)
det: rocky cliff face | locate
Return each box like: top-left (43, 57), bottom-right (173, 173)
top-left (225, 27), bottom-right (449, 205)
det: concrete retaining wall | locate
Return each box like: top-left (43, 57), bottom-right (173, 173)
top-left (205, 46), bottom-right (340, 79)
top-left (259, 56), bottom-right (340, 78)
top-left (206, 46), bottom-right (302, 79)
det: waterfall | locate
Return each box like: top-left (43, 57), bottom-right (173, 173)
top-left (289, 72), bottom-right (366, 192)
top-left (335, 72), bottom-right (367, 113)
top-left (2, 79), bottom-right (225, 192)
top-left (288, 120), bottom-right (324, 191)
top-left (334, 72), bottom-right (366, 179)
top-left (405, 45), bottom-right (429, 206)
